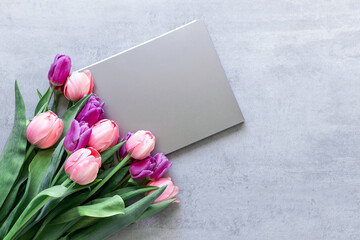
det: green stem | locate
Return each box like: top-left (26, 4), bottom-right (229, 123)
top-left (38, 85), bottom-right (55, 114)
top-left (46, 85), bottom-right (55, 109)
top-left (25, 145), bottom-right (35, 160)
top-left (89, 153), bottom-right (131, 198)
top-left (51, 92), bottom-right (60, 113)
top-left (61, 178), bottom-right (71, 187)
top-left (51, 153), bottom-right (69, 186)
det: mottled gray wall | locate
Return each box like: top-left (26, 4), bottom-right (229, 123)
top-left (1, 1), bottom-right (360, 239)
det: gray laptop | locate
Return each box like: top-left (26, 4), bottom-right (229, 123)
top-left (81, 20), bottom-right (244, 154)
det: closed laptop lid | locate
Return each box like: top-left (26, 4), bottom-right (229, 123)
top-left (80, 20), bottom-right (244, 154)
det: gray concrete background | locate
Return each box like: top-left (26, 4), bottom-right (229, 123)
top-left (1, 0), bottom-right (360, 239)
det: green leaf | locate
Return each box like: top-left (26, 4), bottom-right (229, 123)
top-left (31, 191), bottom-right (91, 240)
top-left (26, 149), bottom-right (54, 200)
top-left (98, 166), bottom-right (129, 196)
top-left (60, 94), bottom-right (92, 140)
top-left (52, 195), bottom-right (125, 224)
top-left (38, 138), bottom-right (65, 192)
top-left (35, 180), bottom-right (101, 223)
top-left (0, 163), bottom-right (28, 223)
top-left (0, 154), bottom-right (34, 238)
top-left (127, 177), bottom-right (138, 186)
top-left (0, 81), bottom-right (27, 209)
top-left (36, 89), bottom-right (42, 99)
top-left (44, 186), bottom-right (157, 237)
top-left (35, 220), bottom-right (79, 240)
top-left (34, 87), bottom-right (50, 115)
top-left (17, 223), bottom-right (40, 240)
top-left (100, 141), bottom-right (125, 164)
top-left (31, 182), bottom-right (101, 239)
top-left (97, 167), bottom-right (114, 179)
top-left (4, 185), bottom-right (68, 240)
top-left (103, 186), bottom-right (158, 202)
top-left (0, 149), bottom-right (54, 238)
top-left (65, 217), bottom-right (98, 236)
top-left (69, 186), bottom-right (166, 240)
top-left (137, 199), bottom-right (176, 222)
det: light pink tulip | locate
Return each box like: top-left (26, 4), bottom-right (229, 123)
top-left (87, 119), bottom-right (120, 152)
top-left (26, 111), bottom-right (63, 149)
top-left (125, 130), bottom-right (155, 160)
top-left (64, 70), bottom-right (94, 101)
top-left (64, 147), bottom-right (101, 185)
top-left (146, 177), bottom-right (179, 203)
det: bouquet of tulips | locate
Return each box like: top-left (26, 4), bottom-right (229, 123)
top-left (0, 55), bottom-right (179, 240)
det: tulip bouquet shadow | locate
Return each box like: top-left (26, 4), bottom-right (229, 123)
top-left (0, 55), bottom-right (179, 240)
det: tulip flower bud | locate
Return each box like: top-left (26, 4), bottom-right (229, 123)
top-left (125, 130), bottom-right (155, 160)
top-left (146, 177), bottom-right (179, 203)
top-left (130, 156), bottom-right (156, 179)
top-left (48, 54), bottom-right (71, 86)
top-left (64, 120), bottom-right (92, 153)
top-left (64, 147), bottom-right (101, 185)
top-left (149, 153), bottom-right (172, 181)
top-left (87, 119), bottom-right (120, 152)
top-left (64, 70), bottom-right (94, 101)
top-left (26, 111), bottom-right (63, 149)
top-left (118, 132), bottom-right (134, 160)
top-left (76, 94), bottom-right (104, 127)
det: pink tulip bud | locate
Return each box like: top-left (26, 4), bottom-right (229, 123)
top-left (64, 70), bottom-right (94, 101)
top-left (146, 177), bottom-right (179, 203)
top-left (87, 119), bottom-right (120, 152)
top-left (125, 130), bottom-right (155, 160)
top-left (64, 147), bottom-right (101, 185)
top-left (26, 111), bottom-right (63, 149)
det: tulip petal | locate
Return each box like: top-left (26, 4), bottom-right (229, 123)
top-left (76, 127), bottom-right (92, 151)
top-left (133, 170), bottom-right (153, 179)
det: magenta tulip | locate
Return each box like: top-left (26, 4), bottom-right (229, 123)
top-left (149, 153), bottom-right (172, 181)
top-left (146, 177), bottom-right (179, 203)
top-left (48, 54), bottom-right (71, 86)
top-left (129, 156), bottom-right (156, 179)
top-left (64, 147), bottom-right (101, 185)
top-left (118, 132), bottom-right (133, 160)
top-left (76, 94), bottom-right (104, 127)
top-left (26, 111), bottom-right (63, 149)
top-left (64, 70), bottom-right (94, 101)
top-left (87, 119), bottom-right (120, 152)
top-left (125, 130), bottom-right (155, 160)
top-left (64, 120), bottom-right (92, 153)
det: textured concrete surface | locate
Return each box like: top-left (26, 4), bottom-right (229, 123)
top-left (1, 0), bottom-right (360, 239)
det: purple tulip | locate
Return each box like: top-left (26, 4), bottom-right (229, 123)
top-left (76, 94), bottom-right (104, 127)
top-left (48, 54), bottom-right (71, 86)
top-left (129, 156), bottom-right (156, 179)
top-left (118, 132), bottom-right (133, 159)
top-left (64, 120), bottom-right (92, 153)
top-left (149, 153), bottom-right (172, 181)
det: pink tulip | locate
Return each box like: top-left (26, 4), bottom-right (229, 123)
top-left (146, 177), bottom-right (179, 203)
top-left (64, 147), bottom-right (101, 185)
top-left (64, 70), bottom-right (94, 101)
top-left (87, 119), bottom-right (120, 152)
top-left (125, 130), bottom-right (155, 160)
top-left (26, 111), bottom-right (63, 149)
